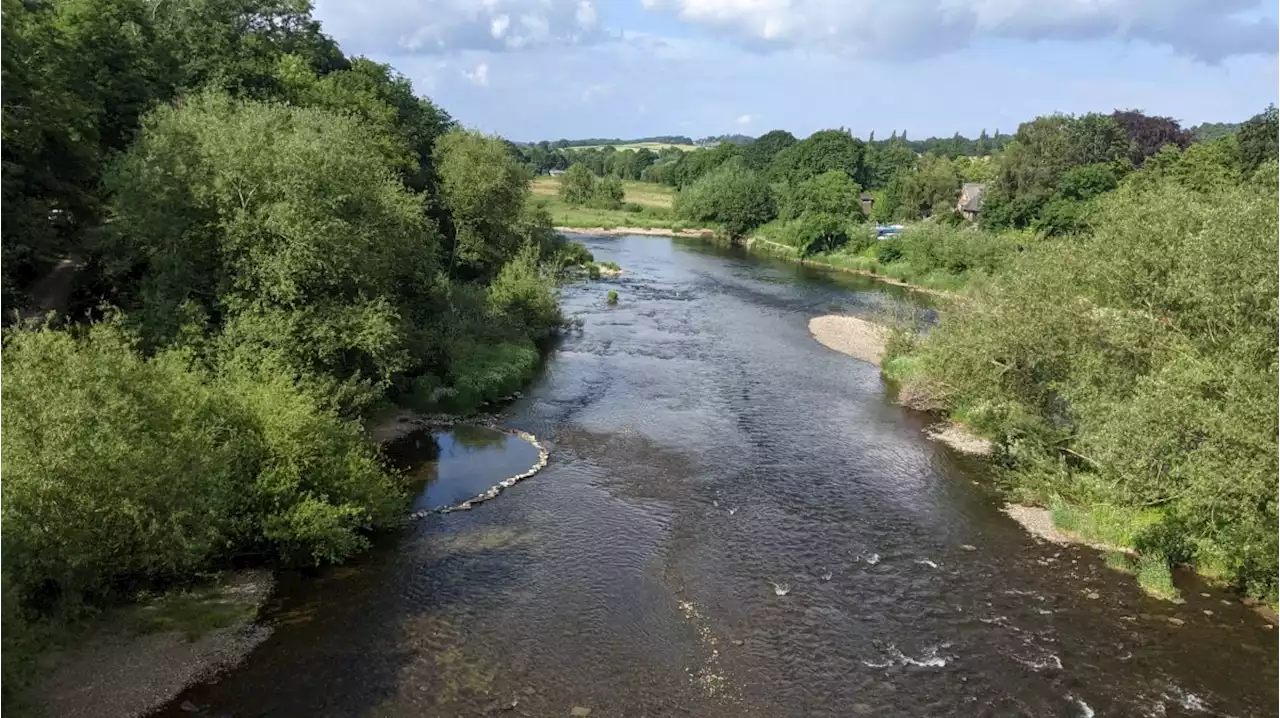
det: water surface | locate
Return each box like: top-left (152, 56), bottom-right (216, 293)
top-left (384, 425), bottom-right (542, 511)
top-left (158, 235), bottom-right (1277, 718)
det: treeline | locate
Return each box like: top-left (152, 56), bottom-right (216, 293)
top-left (876, 128), bottom-right (1014, 158)
top-left (887, 116), bottom-right (1278, 601)
top-left (530, 135), bottom-right (693, 149)
top-left (1, 0), bottom-right (590, 699)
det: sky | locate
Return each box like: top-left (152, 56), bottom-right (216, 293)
top-left (311, 0), bottom-right (1280, 142)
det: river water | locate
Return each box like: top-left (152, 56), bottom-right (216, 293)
top-left (159, 235), bottom-right (1276, 718)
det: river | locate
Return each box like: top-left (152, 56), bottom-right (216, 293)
top-left (158, 235), bottom-right (1277, 718)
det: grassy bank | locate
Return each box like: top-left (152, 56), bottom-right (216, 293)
top-left (745, 219), bottom-right (1026, 295)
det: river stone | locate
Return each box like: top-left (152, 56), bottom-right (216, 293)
top-left (570, 707), bottom-right (591, 717)
top-left (180, 700), bottom-right (200, 713)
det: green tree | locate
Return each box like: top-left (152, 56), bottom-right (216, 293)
top-left (896, 153), bottom-right (961, 219)
top-left (781, 170), bottom-right (864, 221)
top-left (743, 129), bottom-right (797, 171)
top-left (435, 129), bottom-right (534, 281)
top-left (558, 163), bottom-right (597, 204)
top-left (105, 92), bottom-right (440, 401)
top-left (590, 175), bottom-right (625, 209)
top-left (676, 158), bottom-right (776, 239)
top-left (1237, 105), bottom-right (1278, 174)
top-left (768, 129), bottom-right (866, 185)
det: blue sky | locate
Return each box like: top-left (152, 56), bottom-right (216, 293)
top-left (312, 0), bottom-right (1280, 142)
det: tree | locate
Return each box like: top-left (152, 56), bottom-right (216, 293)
top-left (897, 154), bottom-right (961, 218)
top-left (152, 0), bottom-right (345, 97)
top-left (676, 158), bottom-right (776, 240)
top-left (558, 163), bottom-right (597, 204)
top-left (435, 129), bottom-right (533, 281)
top-left (1111, 109), bottom-right (1193, 167)
top-left (590, 175), bottom-right (625, 209)
top-left (743, 129), bottom-right (797, 171)
top-left (767, 129), bottom-right (866, 185)
top-left (1237, 105), bottom-right (1278, 174)
top-left (286, 56), bottom-right (453, 193)
top-left (781, 170), bottom-right (864, 221)
top-left (106, 92), bottom-right (441, 395)
top-left (865, 137), bottom-right (915, 189)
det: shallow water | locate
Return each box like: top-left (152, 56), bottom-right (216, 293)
top-left (157, 235), bottom-right (1277, 718)
top-left (384, 425), bottom-right (542, 511)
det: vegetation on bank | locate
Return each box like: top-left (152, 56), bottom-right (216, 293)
top-left (0, 0), bottom-right (597, 707)
top-left (885, 144), bottom-right (1279, 603)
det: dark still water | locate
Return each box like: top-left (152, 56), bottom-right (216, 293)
top-left (159, 236), bottom-right (1276, 718)
top-left (384, 425), bottom-right (543, 511)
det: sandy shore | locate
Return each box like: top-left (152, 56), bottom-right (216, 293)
top-left (925, 422), bottom-right (994, 456)
top-left (35, 570), bottom-right (274, 718)
top-left (555, 226), bottom-right (715, 239)
top-left (808, 315), bottom-right (889, 366)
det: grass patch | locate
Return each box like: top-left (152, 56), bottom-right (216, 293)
top-left (1104, 550), bottom-right (1136, 574)
top-left (131, 589), bottom-right (256, 641)
top-left (1048, 498), bottom-right (1163, 550)
top-left (531, 177), bottom-right (676, 209)
top-left (1136, 554), bottom-right (1180, 601)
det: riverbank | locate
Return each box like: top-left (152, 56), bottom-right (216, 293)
top-left (31, 570), bottom-right (274, 718)
top-left (746, 237), bottom-right (956, 298)
top-left (807, 314), bottom-right (991, 458)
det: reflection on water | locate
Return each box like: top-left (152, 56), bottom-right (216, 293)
top-left (384, 425), bottom-right (542, 510)
top-left (157, 235), bottom-right (1277, 718)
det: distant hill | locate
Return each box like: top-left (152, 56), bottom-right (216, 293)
top-left (1188, 121), bottom-right (1240, 142)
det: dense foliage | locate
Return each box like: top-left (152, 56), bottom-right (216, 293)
top-left (674, 158), bottom-right (776, 239)
top-left (1, 1), bottom-right (593, 702)
top-left (889, 150), bottom-right (1279, 602)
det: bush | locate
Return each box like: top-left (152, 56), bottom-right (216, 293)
top-left (0, 321), bottom-right (405, 617)
top-left (587, 175), bottom-right (625, 210)
top-left (606, 290), bottom-right (619, 305)
top-left (874, 237), bottom-right (903, 263)
top-left (443, 340), bottom-right (539, 412)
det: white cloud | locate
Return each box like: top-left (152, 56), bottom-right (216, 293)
top-left (735, 113), bottom-right (755, 125)
top-left (642, 0), bottom-right (1278, 62)
top-left (463, 62), bottom-right (490, 86)
top-left (313, 0), bottom-right (602, 55)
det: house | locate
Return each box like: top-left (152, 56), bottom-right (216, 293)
top-left (860, 191), bottom-right (874, 216)
top-left (548, 168), bottom-right (566, 177)
top-left (957, 183), bottom-right (985, 221)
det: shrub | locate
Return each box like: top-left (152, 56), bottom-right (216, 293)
top-left (0, 321), bottom-right (405, 617)
top-left (587, 175), bottom-right (624, 210)
top-left (606, 290), bottom-right (619, 305)
top-left (444, 340), bottom-right (540, 411)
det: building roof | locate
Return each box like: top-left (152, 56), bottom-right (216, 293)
top-left (860, 192), bottom-right (874, 202)
top-left (958, 183), bottom-right (985, 212)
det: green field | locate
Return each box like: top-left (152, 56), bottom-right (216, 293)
top-left (530, 176), bottom-right (701, 229)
